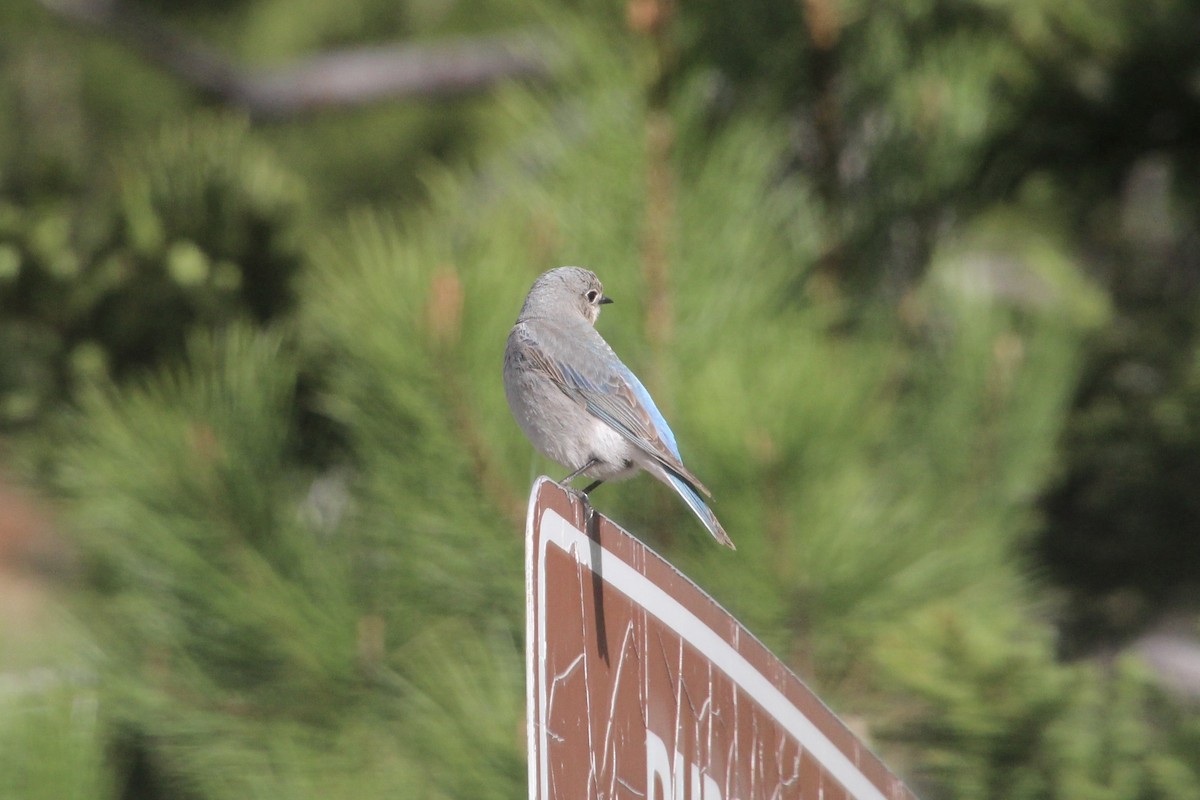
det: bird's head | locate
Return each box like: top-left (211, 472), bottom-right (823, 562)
top-left (520, 266), bottom-right (613, 326)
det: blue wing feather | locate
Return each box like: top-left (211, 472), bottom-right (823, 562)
top-left (616, 365), bottom-right (680, 457)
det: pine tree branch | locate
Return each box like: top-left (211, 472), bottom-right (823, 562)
top-left (35, 0), bottom-right (558, 119)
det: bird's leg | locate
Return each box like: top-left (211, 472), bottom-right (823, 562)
top-left (560, 458), bottom-right (599, 486)
top-left (579, 479), bottom-right (605, 528)
top-left (560, 459), bottom-right (601, 524)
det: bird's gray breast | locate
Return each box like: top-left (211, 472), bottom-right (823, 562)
top-left (504, 321), bottom-right (639, 479)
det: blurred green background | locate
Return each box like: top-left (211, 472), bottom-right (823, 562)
top-left (3, 0), bottom-right (1200, 797)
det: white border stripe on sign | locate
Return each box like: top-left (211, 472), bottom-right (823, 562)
top-left (525, 485), bottom-right (539, 800)
top-left (535, 508), bottom-right (887, 800)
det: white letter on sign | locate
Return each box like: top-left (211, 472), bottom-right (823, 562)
top-left (693, 763), bottom-right (722, 800)
top-left (646, 730), bottom-right (672, 800)
top-left (646, 730), bottom-right (723, 800)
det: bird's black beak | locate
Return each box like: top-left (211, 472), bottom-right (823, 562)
top-left (599, 295), bottom-right (614, 305)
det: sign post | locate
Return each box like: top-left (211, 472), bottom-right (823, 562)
top-left (526, 477), bottom-right (917, 800)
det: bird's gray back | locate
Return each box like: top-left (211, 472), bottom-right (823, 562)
top-left (507, 315), bottom-right (707, 493)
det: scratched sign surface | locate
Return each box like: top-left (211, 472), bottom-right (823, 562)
top-left (526, 478), bottom-right (917, 800)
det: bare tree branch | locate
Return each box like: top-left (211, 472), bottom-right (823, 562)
top-left (35, 0), bottom-right (558, 119)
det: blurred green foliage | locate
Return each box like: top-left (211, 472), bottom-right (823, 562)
top-left (876, 607), bottom-right (1200, 799)
top-left (3, 0), bottom-right (1200, 797)
top-left (0, 116), bottom-right (305, 428)
top-left (0, 677), bottom-right (111, 800)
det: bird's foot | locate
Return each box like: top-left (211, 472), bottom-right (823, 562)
top-left (559, 484), bottom-right (597, 528)
top-left (559, 462), bottom-right (604, 526)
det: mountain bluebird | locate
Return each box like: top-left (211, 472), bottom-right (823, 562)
top-left (504, 267), bottom-right (735, 549)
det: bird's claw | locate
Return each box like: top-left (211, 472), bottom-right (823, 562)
top-left (561, 484), bottom-right (596, 528)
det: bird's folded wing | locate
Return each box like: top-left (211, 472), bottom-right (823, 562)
top-left (515, 327), bottom-right (712, 498)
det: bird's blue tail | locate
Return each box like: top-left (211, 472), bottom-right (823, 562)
top-left (656, 467), bottom-right (736, 549)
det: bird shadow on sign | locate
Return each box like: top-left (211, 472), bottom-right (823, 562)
top-left (585, 505), bottom-right (610, 667)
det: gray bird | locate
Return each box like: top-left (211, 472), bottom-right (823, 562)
top-left (504, 267), bottom-right (735, 549)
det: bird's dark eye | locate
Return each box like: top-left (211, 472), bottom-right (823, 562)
top-left (586, 290), bottom-right (599, 303)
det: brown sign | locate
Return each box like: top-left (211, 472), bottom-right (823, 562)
top-left (526, 477), bottom-right (917, 800)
